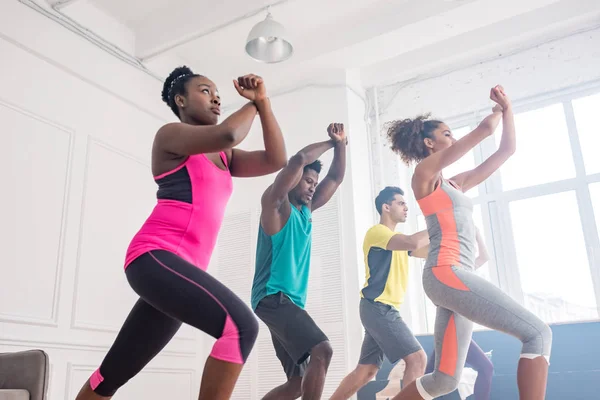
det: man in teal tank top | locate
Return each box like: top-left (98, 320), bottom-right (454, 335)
top-left (251, 123), bottom-right (347, 400)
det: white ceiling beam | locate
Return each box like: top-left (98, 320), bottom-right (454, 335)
top-left (303, 0), bottom-right (565, 71)
top-left (360, 0), bottom-right (600, 88)
top-left (46, 0), bottom-right (81, 10)
top-left (134, 0), bottom-right (282, 61)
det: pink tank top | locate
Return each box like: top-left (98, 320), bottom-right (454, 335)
top-left (124, 152), bottom-right (233, 270)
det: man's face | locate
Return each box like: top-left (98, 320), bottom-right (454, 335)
top-left (292, 169), bottom-right (319, 205)
top-left (384, 194), bottom-right (408, 223)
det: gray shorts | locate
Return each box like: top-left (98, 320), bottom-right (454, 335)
top-left (359, 298), bottom-right (422, 368)
top-left (255, 292), bottom-right (329, 378)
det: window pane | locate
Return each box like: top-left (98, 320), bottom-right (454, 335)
top-left (496, 104), bottom-right (575, 191)
top-left (573, 93), bottom-right (600, 174)
top-left (509, 191), bottom-right (597, 323)
top-left (589, 182), bottom-right (600, 245)
top-left (471, 204), bottom-right (491, 282)
top-left (444, 126), bottom-right (478, 197)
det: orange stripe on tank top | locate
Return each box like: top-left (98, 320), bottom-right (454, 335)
top-left (435, 188), bottom-right (460, 266)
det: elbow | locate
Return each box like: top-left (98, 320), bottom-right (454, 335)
top-left (221, 130), bottom-right (237, 146)
top-left (407, 239), bottom-right (420, 252)
top-left (271, 152), bottom-right (288, 170)
top-left (290, 152), bottom-right (307, 167)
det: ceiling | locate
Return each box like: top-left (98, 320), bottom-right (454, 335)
top-left (48, 0), bottom-right (600, 108)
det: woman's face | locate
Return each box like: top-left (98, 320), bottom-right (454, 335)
top-left (426, 122), bottom-right (457, 154)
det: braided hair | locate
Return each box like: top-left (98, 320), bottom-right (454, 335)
top-left (161, 66), bottom-right (202, 119)
top-left (384, 113), bottom-right (443, 165)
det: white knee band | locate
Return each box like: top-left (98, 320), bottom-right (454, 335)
top-left (415, 377), bottom-right (434, 400)
top-left (520, 353), bottom-right (550, 365)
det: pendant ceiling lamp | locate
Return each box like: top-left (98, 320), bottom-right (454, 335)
top-left (245, 8), bottom-right (293, 63)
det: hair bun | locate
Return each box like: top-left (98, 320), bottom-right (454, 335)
top-left (161, 66), bottom-right (195, 105)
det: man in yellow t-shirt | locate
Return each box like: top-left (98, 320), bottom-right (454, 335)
top-left (330, 186), bottom-right (430, 400)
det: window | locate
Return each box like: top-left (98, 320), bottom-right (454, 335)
top-left (444, 126), bottom-right (479, 197)
top-left (495, 104), bottom-right (576, 191)
top-left (471, 204), bottom-right (491, 282)
top-left (573, 93), bottom-right (600, 175)
top-left (383, 86), bottom-right (600, 336)
top-left (509, 191), bottom-right (598, 323)
top-left (590, 182), bottom-right (600, 240)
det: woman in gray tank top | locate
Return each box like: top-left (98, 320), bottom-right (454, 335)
top-left (384, 86), bottom-right (552, 400)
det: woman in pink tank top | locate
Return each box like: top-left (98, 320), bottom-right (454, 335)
top-left (75, 66), bottom-right (288, 400)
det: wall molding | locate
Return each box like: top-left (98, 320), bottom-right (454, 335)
top-left (0, 97), bottom-right (75, 328)
top-left (65, 362), bottom-right (195, 399)
top-left (0, 30), bottom-right (169, 124)
top-left (68, 137), bottom-right (195, 342)
top-left (70, 137), bottom-right (145, 334)
top-left (0, 337), bottom-right (196, 359)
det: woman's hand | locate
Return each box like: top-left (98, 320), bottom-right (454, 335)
top-left (490, 85), bottom-right (511, 112)
top-left (234, 74), bottom-right (267, 102)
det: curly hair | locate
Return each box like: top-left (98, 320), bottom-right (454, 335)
top-left (161, 66), bottom-right (202, 119)
top-left (384, 113), bottom-right (443, 165)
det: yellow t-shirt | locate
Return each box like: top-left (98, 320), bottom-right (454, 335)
top-left (360, 224), bottom-right (409, 309)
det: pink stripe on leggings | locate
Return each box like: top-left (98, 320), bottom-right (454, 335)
top-left (148, 252), bottom-right (244, 364)
top-left (90, 368), bottom-right (104, 390)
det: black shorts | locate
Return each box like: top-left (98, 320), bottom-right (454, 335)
top-left (254, 292), bottom-right (329, 378)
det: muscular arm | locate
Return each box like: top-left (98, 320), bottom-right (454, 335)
top-left (387, 230), bottom-right (429, 252)
top-left (154, 102), bottom-right (257, 156)
top-left (311, 140), bottom-right (347, 211)
top-left (451, 106), bottom-right (515, 192)
top-left (229, 98), bottom-right (288, 178)
top-left (260, 140), bottom-right (335, 235)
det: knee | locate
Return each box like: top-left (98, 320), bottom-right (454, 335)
top-left (541, 322), bottom-right (553, 346)
top-left (405, 350), bottom-right (427, 374)
top-left (236, 310), bottom-right (259, 348)
top-left (356, 364), bottom-right (379, 382)
top-left (311, 340), bottom-right (333, 365)
top-left (217, 310), bottom-right (259, 363)
top-left (523, 321), bottom-right (553, 356)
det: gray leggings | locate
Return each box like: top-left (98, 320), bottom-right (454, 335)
top-left (416, 265), bottom-right (552, 399)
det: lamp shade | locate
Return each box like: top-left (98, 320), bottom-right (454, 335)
top-left (245, 13), bottom-right (293, 63)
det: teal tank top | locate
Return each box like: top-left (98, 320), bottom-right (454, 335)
top-left (251, 204), bottom-right (312, 310)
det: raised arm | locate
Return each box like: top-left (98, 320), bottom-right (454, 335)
top-left (414, 86), bottom-right (504, 185)
top-left (228, 75), bottom-right (288, 177)
top-left (155, 102), bottom-right (257, 156)
top-left (262, 140), bottom-right (335, 209)
top-left (260, 139), bottom-right (335, 235)
top-left (311, 123), bottom-right (347, 211)
top-left (450, 87), bottom-right (515, 192)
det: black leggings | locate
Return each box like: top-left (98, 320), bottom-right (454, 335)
top-left (89, 250), bottom-right (259, 397)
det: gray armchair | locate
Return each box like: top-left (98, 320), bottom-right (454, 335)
top-left (0, 350), bottom-right (49, 400)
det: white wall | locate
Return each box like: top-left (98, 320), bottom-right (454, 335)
top-left (211, 80), bottom-right (371, 399)
top-left (0, 2), bottom-right (207, 399)
top-left (379, 27), bottom-right (600, 122)
top-left (372, 26), bottom-right (600, 334)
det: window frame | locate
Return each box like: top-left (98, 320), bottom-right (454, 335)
top-left (404, 81), bottom-right (600, 333)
